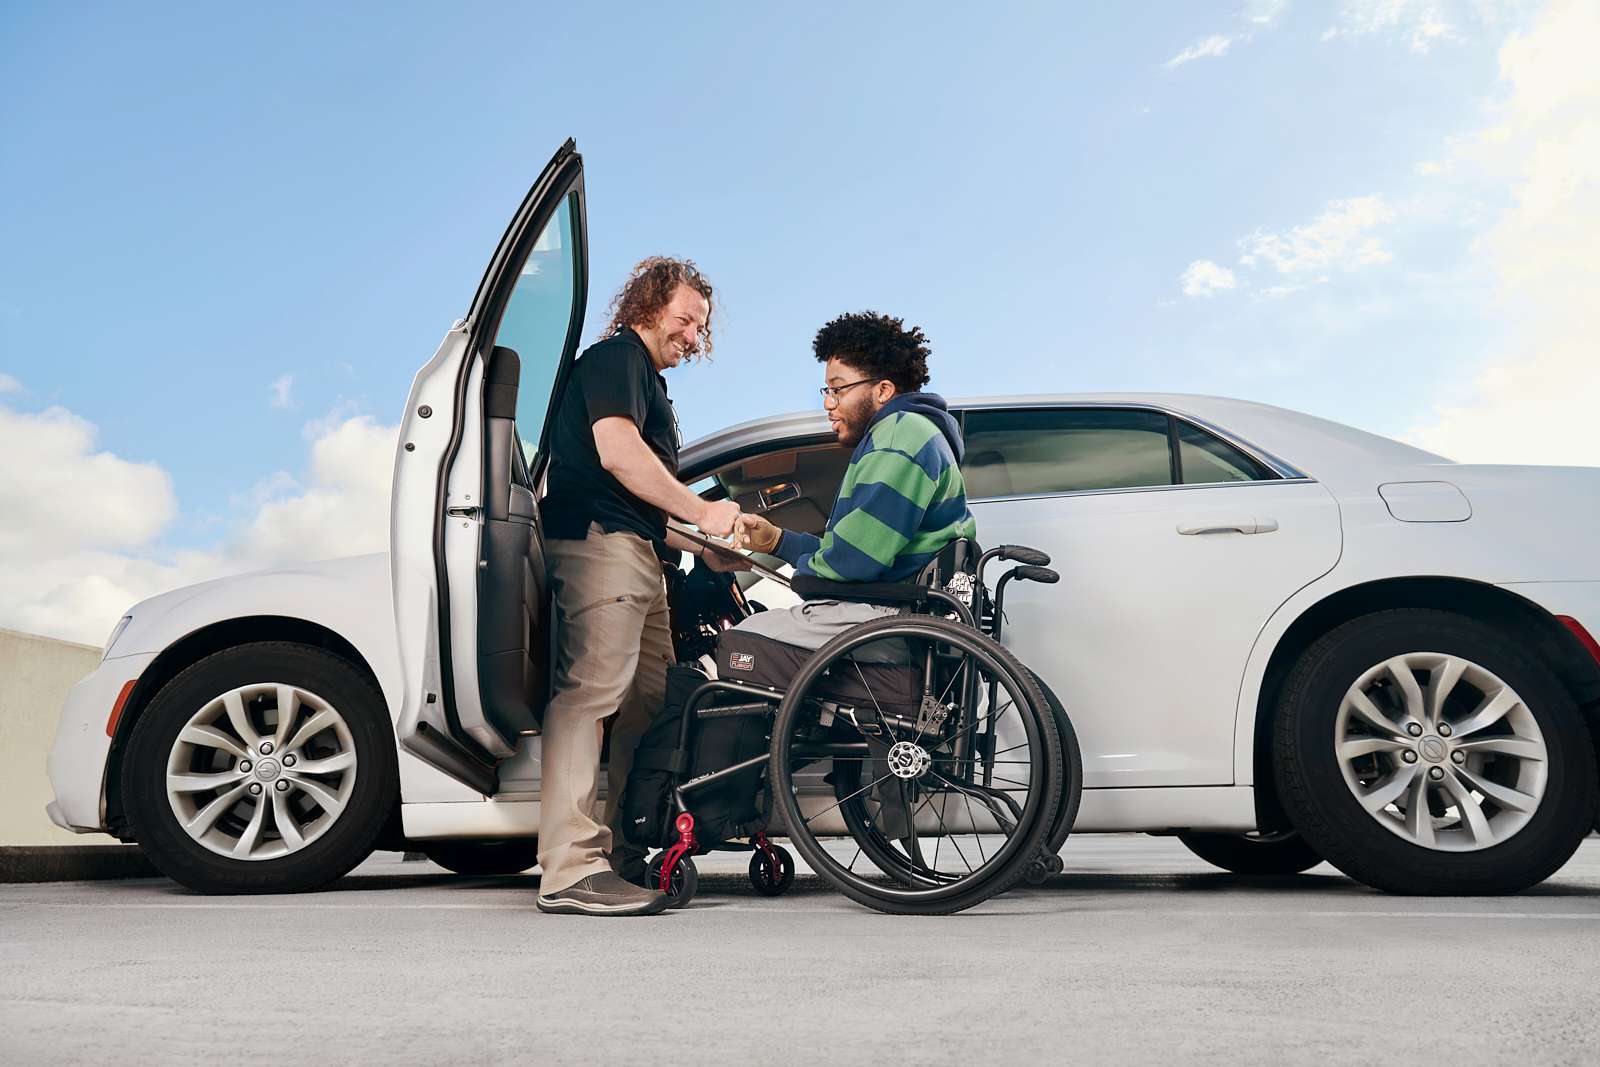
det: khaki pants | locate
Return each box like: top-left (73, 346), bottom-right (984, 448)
top-left (537, 524), bottom-right (672, 894)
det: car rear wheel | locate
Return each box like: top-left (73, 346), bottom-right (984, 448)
top-left (1273, 609), bottom-right (1598, 895)
top-left (1177, 829), bottom-right (1323, 875)
top-left (123, 642), bottom-right (397, 894)
top-left (420, 839), bottom-right (539, 876)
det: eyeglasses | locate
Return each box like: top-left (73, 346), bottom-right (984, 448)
top-left (818, 377), bottom-right (882, 402)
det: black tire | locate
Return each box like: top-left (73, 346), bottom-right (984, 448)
top-left (122, 642), bottom-right (397, 894)
top-left (646, 853), bottom-right (698, 908)
top-left (1026, 670), bottom-right (1084, 862)
top-left (1177, 830), bottom-right (1323, 875)
top-left (771, 614), bottom-right (1064, 915)
top-left (1274, 609), bottom-right (1599, 895)
top-left (749, 844), bottom-right (796, 896)
top-left (421, 838), bottom-right (539, 876)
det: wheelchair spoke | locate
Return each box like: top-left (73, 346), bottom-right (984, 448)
top-left (801, 767), bottom-right (897, 828)
top-left (850, 658), bottom-right (901, 744)
top-left (926, 790), bottom-right (973, 875)
top-left (959, 788), bottom-right (988, 865)
top-left (928, 698), bottom-right (1015, 759)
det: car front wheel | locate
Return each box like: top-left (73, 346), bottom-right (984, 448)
top-left (123, 642), bottom-right (397, 893)
top-left (1273, 609), bottom-right (1598, 895)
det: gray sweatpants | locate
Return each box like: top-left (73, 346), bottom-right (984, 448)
top-left (727, 598), bottom-right (908, 662)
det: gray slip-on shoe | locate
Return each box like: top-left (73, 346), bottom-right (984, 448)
top-left (537, 872), bottom-right (670, 916)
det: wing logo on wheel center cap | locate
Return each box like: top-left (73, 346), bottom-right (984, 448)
top-left (253, 758), bottom-right (282, 782)
top-left (1419, 737), bottom-right (1447, 763)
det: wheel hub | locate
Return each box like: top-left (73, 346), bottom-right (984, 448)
top-left (1417, 736), bottom-right (1447, 764)
top-left (886, 740), bottom-right (931, 780)
top-left (252, 757), bottom-right (282, 782)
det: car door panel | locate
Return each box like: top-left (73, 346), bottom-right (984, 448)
top-left (392, 139), bottom-right (587, 794)
top-left (973, 479), bottom-right (1341, 787)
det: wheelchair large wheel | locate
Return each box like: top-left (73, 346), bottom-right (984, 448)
top-left (770, 614), bottom-right (1065, 915)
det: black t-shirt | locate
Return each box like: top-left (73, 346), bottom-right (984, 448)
top-left (541, 328), bottom-right (680, 546)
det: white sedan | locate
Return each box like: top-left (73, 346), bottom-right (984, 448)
top-left (47, 140), bottom-right (1600, 896)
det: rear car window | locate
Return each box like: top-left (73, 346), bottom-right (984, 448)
top-left (961, 408), bottom-right (1174, 498)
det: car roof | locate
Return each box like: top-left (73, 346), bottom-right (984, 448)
top-left (680, 392), bottom-right (1449, 486)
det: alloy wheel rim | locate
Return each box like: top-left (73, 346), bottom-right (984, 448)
top-left (165, 683), bottom-right (358, 861)
top-left (1334, 652), bottom-right (1547, 852)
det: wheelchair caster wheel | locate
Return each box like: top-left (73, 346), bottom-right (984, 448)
top-left (646, 853), bottom-right (698, 908)
top-left (1024, 852), bottom-right (1063, 885)
top-left (749, 844), bottom-right (795, 896)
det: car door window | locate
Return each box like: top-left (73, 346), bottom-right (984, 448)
top-left (961, 408), bottom-right (1174, 498)
top-left (489, 191), bottom-right (582, 467)
top-left (1177, 421), bottom-right (1273, 484)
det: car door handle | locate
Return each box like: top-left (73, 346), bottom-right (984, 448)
top-left (1176, 517), bottom-right (1279, 536)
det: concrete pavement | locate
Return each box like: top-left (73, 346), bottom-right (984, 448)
top-left (3, 835), bottom-right (1597, 1065)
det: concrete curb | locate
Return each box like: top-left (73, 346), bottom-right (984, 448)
top-left (0, 845), bottom-right (158, 884)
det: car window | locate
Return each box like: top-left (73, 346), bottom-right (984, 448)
top-left (490, 191), bottom-right (581, 467)
top-left (961, 408), bottom-right (1174, 498)
top-left (1177, 421), bottom-right (1273, 484)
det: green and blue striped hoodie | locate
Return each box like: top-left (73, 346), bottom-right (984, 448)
top-left (775, 393), bottom-right (977, 582)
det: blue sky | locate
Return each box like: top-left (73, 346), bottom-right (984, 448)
top-left (4, 0), bottom-right (1595, 642)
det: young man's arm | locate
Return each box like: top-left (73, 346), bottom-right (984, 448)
top-left (792, 446), bottom-right (936, 581)
top-left (734, 445), bottom-right (939, 581)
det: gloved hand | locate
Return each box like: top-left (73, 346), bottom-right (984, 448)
top-left (734, 513), bottom-right (782, 554)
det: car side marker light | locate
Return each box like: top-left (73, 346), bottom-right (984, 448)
top-left (1556, 616), bottom-right (1600, 668)
top-left (105, 680), bottom-right (138, 738)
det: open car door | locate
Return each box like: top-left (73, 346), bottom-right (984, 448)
top-left (391, 139), bottom-right (587, 793)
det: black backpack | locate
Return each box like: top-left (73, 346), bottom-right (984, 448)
top-left (620, 665), bottom-right (771, 850)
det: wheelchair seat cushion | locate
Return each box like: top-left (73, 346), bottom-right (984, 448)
top-left (717, 627), bottom-right (921, 715)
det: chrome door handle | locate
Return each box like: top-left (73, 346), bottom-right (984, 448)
top-left (1177, 517), bottom-right (1279, 535)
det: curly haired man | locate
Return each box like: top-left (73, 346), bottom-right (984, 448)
top-left (733, 311), bottom-right (977, 646)
top-left (536, 257), bottom-right (742, 916)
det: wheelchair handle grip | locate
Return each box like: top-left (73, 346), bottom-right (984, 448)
top-left (998, 545), bottom-right (1051, 567)
top-left (1012, 565), bottom-right (1059, 584)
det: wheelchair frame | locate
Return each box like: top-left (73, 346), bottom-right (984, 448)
top-left (646, 544), bottom-right (1074, 912)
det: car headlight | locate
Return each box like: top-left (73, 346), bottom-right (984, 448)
top-left (102, 615), bottom-right (133, 661)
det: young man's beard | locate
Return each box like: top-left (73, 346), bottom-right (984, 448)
top-left (833, 394), bottom-right (877, 446)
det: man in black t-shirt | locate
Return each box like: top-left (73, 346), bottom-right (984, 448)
top-left (535, 257), bottom-right (742, 917)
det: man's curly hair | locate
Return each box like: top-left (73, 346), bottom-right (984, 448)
top-left (604, 256), bottom-right (716, 358)
top-left (813, 311), bottom-right (930, 394)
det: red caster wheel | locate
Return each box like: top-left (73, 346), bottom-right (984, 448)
top-left (646, 852), bottom-right (698, 908)
top-left (749, 842), bottom-right (795, 896)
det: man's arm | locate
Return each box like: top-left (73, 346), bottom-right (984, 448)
top-left (593, 416), bottom-right (740, 536)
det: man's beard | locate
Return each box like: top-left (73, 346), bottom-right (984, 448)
top-left (833, 397), bottom-right (875, 446)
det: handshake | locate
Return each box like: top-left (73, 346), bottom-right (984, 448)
top-left (694, 500), bottom-right (783, 554)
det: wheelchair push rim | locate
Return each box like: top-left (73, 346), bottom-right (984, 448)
top-left (769, 614), bottom-right (1064, 914)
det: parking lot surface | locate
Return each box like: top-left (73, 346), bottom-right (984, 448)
top-left (3, 835), bottom-right (1598, 1065)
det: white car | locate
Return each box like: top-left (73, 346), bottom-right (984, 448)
top-left (47, 140), bottom-right (1600, 895)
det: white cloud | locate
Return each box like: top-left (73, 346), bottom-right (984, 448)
top-left (1406, 0), bottom-right (1600, 464)
top-left (0, 392), bottom-right (397, 644)
top-left (0, 372), bottom-right (20, 394)
top-left (1238, 195), bottom-right (1397, 274)
top-left (1323, 0), bottom-right (1537, 52)
top-left (1181, 259), bottom-right (1240, 297)
top-left (269, 373), bottom-right (295, 409)
top-left (1165, 34), bottom-right (1234, 68)
top-left (1244, 0), bottom-right (1289, 25)
top-left (1323, 0), bottom-right (1459, 51)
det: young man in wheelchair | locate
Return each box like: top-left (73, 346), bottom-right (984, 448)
top-left (730, 310), bottom-right (977, 646)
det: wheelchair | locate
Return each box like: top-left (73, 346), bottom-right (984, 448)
top-left (629, 540), bottom-right (1083, 916)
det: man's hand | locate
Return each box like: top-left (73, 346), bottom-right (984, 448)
top-left (734, 513), bottom-right (782, 554)
top-left (697, 498), bottom-right (741, 538)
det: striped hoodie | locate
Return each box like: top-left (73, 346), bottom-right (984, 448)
top-left (775, 392), bottom-right (978, 582)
